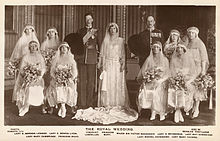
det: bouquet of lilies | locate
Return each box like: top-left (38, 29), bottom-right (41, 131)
top-left (54, 65), bottom-right (73, 87)
top-left (168, 72), bottom-right (187, 91)
top-left (41, 49), bottom-right (56, 66)
top-left (143, 67), bottom-right (163, 83)
top-left (7, 59), bottom-right (21, 77)
top-left (21, 63), bottom-right (42, 87)
top-left (193, 73), bottom-right (215, 91)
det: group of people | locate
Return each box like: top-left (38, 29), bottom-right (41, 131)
top-left (132, 16), bottom-right (209, 123)
top-left (10, 25), bottom-right (78, 118)
top-left (9, 13), bottom-right (209, 124)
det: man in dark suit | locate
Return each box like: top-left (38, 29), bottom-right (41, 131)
top-left (76, 13), bottom-right (99, 109)
top-left (138, 16), bottom-right (164, 67)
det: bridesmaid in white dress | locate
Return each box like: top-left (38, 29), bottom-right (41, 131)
top-left (185, 27), bottom-right (209, 118)
top-left (46, 42), bottom-right (78, 118)
top-left (10, 24), bottom-right (40, 112)
top-left (41, 27), bottom-right (60, 51)
top-left (41, 27), bottom-right (60, 114)
top-left (164, 29), bottom-right (181, 60)
top-left (168, 43), bottom-right (197, 123)
top-left (72, 23), bottom-right (138, 124)
top-left (137, 41), bottom-right (170, 121)
top-left (13, 41), bottom-right (46, 116)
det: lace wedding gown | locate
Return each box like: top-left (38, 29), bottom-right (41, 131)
top-left (72, 33), bottom-right (138, 124)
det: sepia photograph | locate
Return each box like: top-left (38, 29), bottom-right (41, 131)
top-left (1, 0), bottom-right (219, 140)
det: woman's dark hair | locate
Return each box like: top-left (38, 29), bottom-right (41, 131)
top-left (108, 24), bottom-right (118, 33)
top-left (47, 27), bottom-right (57, 36)
top-left (28, 40), bottom-right (38, 50)
top-left (24, 28), bottom-right (34, 33)
top-left (177, 44), bottom-right (187, 53)
top-left (59, 42), bottom-right (70, 51)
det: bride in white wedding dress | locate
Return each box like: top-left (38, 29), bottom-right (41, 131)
top-left (72, 23), bottom-right (138, 124)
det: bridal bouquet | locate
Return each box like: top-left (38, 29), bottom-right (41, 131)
top-left (41, 49), bottom-right (56, 66)
top-left (7, 59), bottom-right (20, 77)
top-left (168, 72), bottom-right (187, 91)
top-left (193, 73), bottom-right (215, 91)
top-left (21, 63), bottom-right (42, 87)
top-left (143, 67), bottom-right (163, 83)
top-left (54, 65), bottom-right (73, 87)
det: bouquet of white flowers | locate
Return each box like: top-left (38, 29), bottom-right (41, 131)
top-left (7, 59), bottom-right (20, 77)
top-left (143, 67), bottom-right (163, 84)
top-left (41, 49), bottom-right (56, 66)
top-left (193, 73), bottom-right (215, 91)
top-left (21, 63), bottom-right (42, 87)
top-left (168, 72), bottom-right (187, 91)
top-left (54, 65), bottom-right (73, 87)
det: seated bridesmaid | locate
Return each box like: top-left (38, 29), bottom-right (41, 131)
top-left (137, 41), bottom-right (170, 121)
top-left (46, 42), bottom-right (78, 118)
top-left (12, 41), bottom-right (46, 116)
top-left (168, 43), bottom-right (197, 123)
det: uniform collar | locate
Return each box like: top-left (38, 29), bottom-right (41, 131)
top-left (147, 27), bottom-right (155, 32)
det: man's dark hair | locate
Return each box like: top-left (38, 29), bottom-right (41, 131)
top-left (84, 12), bottom-right (93, 18)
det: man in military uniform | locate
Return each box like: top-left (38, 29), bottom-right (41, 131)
top-left (76, 13), bottom-right (99, 108)
top-left (138, 15), bottom-right (164, 67)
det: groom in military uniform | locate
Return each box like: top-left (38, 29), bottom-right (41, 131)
top-left (76, 13), bottom-right (99, 109)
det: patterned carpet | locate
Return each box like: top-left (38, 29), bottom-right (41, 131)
top-left (4, 81), bottom-right (215, 126)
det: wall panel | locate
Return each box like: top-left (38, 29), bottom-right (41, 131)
top-left (34, 5), bottom-right (63, 43)
top-left (5, 6), bottom-right (26, 59)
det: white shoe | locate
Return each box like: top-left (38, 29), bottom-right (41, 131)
top-left (48, 107), bottom-right (54, 115)
top-left (42, 107), bottom-right (47, 114)
top-left (186, 112), bottom-right (189, 116)
top-left (61, 108), bottom-right (66, 118)
top-left (179, 112), bottom-right (184, 122)
top-left (160, 115), bottom-right (165, 121)
top-left (19, 107), bottom-right (29, 117)
top-left (150, 111), bottom-right (156, 121)
top-left (58, 108), bottom-right (62, 117)
top-left (174, 110), bottom-right (179, 123)
top-left (192, 110), bottom-right (199, 118)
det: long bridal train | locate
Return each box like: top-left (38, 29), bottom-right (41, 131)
top-left (72, 106), bottom-right (138, 124)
